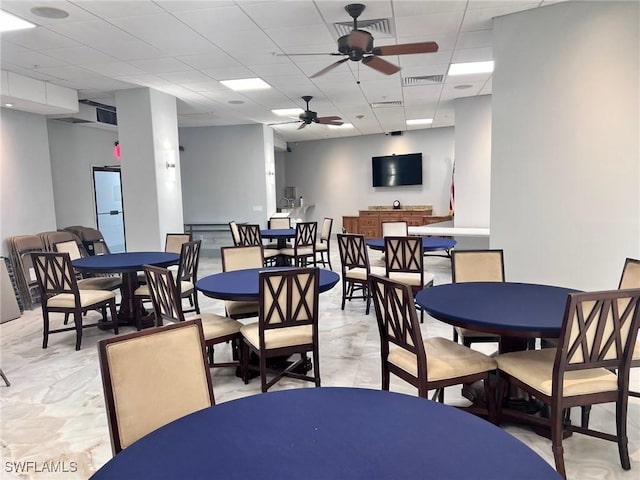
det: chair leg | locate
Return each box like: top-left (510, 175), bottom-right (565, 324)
top-left (381, 360), bottom-right (390, 391)
top-left (109, 301), bottom-right (119, 335)
top-left (42, 310), bottom-right (50, 349)
top-left (365, 285), bottom-right (371, 315)
top-left (192, 291), bottom-right (200, 314)
top-left (0, 368), bottom-right (9, 387)
top-left (616, 398), bottom-right (631, 470)
top-left (313, 348), bottom-right (321, 387)
top-left (241, 342), bottom-right (250, 384)
top-left (260, 352), bottom-right (269, 393)
top-left (551, 402), bottom-right (567, 479)
top-left (341, 282), bottom-right (347, 310)
top-left (74, 310), bottom-right (83, 351)
top-left (453, 327), bottom-right (459, 343)
top-left (581, 405), bottom-right (591, 428)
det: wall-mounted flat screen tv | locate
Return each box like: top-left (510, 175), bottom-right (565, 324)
top-left (372, 153), bottom-right (423, 187)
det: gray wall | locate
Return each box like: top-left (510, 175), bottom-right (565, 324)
top-left (491, 1), bottom-right (639, 290)
top-left (283, 127), bottom-right (455, 230)
top-left (0, 109), bottom-right (57, 255)
top-left (179, 124), bottom-right (270, 226)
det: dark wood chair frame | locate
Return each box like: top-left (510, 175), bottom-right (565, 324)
top-left (315, 217), bottom-right (333, 270)
top-left (383, 236), bottom-right (434, 322)
top-left (31, 252), bottom-right (118, 351)
top-left (283, 221), bottom-right (317, 267)
top-left (97, 319), bottom-right (214, 455)
top-left (451, 249), bottom-right (504, 347)
top-left (337, 233), bottom-right (374, 315)
top-left (369, 273), bottom-right (496, 421)
top-left (240, 267), bottom-right (321, 392)
top-left (143, 265), bottom-right (240, 368)
top-left (175, 239), bottom-right (201, 315)
top-left (237, 224), bottom-right (277, 267)
top-left (621, 258), bottom-right (640, 398)
top-left (496, 288), bottom-right (640, 479)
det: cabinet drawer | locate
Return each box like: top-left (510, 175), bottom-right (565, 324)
top-left (359, 217), bottom-right (378, 227)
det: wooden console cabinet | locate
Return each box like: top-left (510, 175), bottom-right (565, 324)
top-left (342, 206), bottom-right (452, 239)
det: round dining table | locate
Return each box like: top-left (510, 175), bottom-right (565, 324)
top-left (415, 281), bottom-right (579, 353)
top-left (90, 387), bottom-right (560, 480)
top-left (73, 252), bottom-right (179, 328)
top-left (196, 266), bottom-right (340, 301)
top-left (260, 228), bottom-right (296, 248)
top-left (366, 236), bottom-right (457, 257)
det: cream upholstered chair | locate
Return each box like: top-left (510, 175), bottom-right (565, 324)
top-left (619, 258), bottom-right (640, 398)
top-left (369, 274), bottom-right (497, 419)
top-left (54, 240), bottom-right (122, 292)
top-left (237, 224), bottom-right (280, 266)
top-left (165, 233), bottom-right (192, 253)
top-left (143, 265), bottom-right (241, 369)
top-left (281, 221), bottom-right (317, 267)
top-left (220, 245), bottom-right (262, 320)
top-left (98, 320), bottom-right (215, 455)
top-left (135, 240), bottom-right (201, 328)
top-left (495, 288), bottom-right (640, 479)
top-left (228, 221), bottom-right (241, 246)
top-left (381, 221), bottom-right (408, 237)
top-left (31, 252), bottom-right (118, 350)
top-left (337, 233), bottom-right (386, 314)
top-left (240, 267), bottom-right (321, 392)
top-left (383, 236), bottom-right (435, 322)
top-left (451, 250), bottom-right (503, 347)
top-left (315, 217), bottom-right (333, 270)
top-left (266, 217), bottom-right (292, 249)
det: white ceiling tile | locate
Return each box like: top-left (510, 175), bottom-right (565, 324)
top-left (35, 64), bottom-right (101, 80)
top-left (172, 5), bottom-right (259, 32)
top-left (0, 0), bottom-right (99, 24)
top-left (177, 52), bottom-right (240, 70)
top-left (461, 3), bottom-right (539, 31)
top-left (45, 45), bottom-right (118, 64)
top-left (158, 70), bottom-right (216, 84)
top-left (241, 2), bottom-right (324, 29)
top-left (1, 43), bottom-right (69, 68)
top-left (71, 1), bottom-right (165, 18)
top-left (200, 66), bottom-right (256, 81)
top-left (264, 25), bottom-right (335, 48)
top-left (393, 1), bottom-right (467, 16)
top-left (456, 30), bottom-right (493, 49)
top-left (159, 1), bottom-right (236, 14)
top-left (82, 62), bottom-right (146, 77)
top-left (451, 47), bottom-right (493, 63)
top-left (2, 27), bottom-right (79, 50)
top-left (128, 57), bottom-right (192, 74)
top-left (394, 11), bottom-right (465, 36)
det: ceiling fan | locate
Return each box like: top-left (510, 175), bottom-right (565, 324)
top-left (279, 3), bottom-right (439, 78)
top-left (271, 96), bottom-right (343, 130)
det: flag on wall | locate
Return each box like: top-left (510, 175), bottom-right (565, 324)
top-left (448, 162), bottom-right (455, 216)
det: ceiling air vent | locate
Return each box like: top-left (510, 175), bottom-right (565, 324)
top-left (370, 101), bottom-right (403, 108)
top-left (403, 75), bottom-right (444, 86)
top-left (334, 18), bottom-right (393, 38)
top-left (54, 117), bottom-right (93, 124)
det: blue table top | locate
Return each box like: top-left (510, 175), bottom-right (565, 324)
top-left (367, 237), bottom-right (457, 251)
top-left (72, 252), bottom-right (179, 273)
top-left (416, 282), bottom-right (579, 338)
top-left (260, 228), bottom-right (296, 238)
top-left (91, 387), bottom-right (560, 480)
top-left (196, 267), bottom-right (340, 301)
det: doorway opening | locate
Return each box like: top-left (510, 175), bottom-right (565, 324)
top-left (92, 166), bottom-right (126, 253)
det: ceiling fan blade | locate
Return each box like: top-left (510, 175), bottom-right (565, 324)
top-left (268, 120), bottom-right (302, 127)
top-left (373, 42), bottom-right (439, 56)
top-left (310, 58), bottom-right (349, 78)
top-left (275, 52), bottom-right (344, 56)
top-left (348, 30), bottom-right (371, 51)
top-left (316, 116), bottom-right (344, 126)
top-left (297, 122), bottom-right (307, 130)
top-left (362, 56), bottom-right (401, 75)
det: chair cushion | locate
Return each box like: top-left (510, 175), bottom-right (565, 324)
top-left (315, 242), bottom-right (328, 252)
top-left (77, 277), bottom-right (122, 291)
top-left (263, 250), bottom-right (280, 259)
top-left (455, 326), bottom-right (499, 339)
top-left (48, 290), bottom-right (115, 308)
top-left (496, 348), bottom-right (619, 397)
top-left (240, 323), bottom-right (313, 350)
top-left (345, 266), bottom-right (386, 281)
top-left (225, 300), bottom-right (259, 317)
top-left (135, 281), bottom-right (193, 297)
top-left (195, 313), bottom-right (241, 341)
top-left (280, 247), bottom-right (314, 257)
top-left (388, 271), bottom-right (435, 287)
top-left (388, 337), bottom-right (497, 382)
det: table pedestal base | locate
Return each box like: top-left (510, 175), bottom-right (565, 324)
top-left (98, 272), bottom-right (155, 330)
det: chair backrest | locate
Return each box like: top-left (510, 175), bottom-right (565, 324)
top-left (337, 233), bottom-right (370, 273)
top-left (384, 236), bottom-right (424, 289)
top-left (79, 228), bottom-right (111, 255)
top-left (221, 245), bottom-right (264, 272)
top-left (39, 230), bottom-right (76, 252)
top-left (269, 217), bottom-right (291, 229)
top-left (229, 221), bottom-right (241, 246)
top-left (165, 233), bottom-right (192, 254)
top-left (54, 240), bottom-right (83, 261)
top-left (258, 267), bottom-right (320, 341)
top-left (320, 217), bottom-right (333, 242)
top-left (98, 320), bottom-right (214, 455)
top-left (619, 258), bottom-right (640, 289)
top-left (553, 289), bottom-right (640, 396)
top-left (294, 221), bottom-right (317, 249)
top-left (177, 240), bottom-right (201, 284)
top-left (369, 274), bottom-right (426, 378)
top-left (144, 264), bottom-right (185, 325)
top-left (381, 221), bottom-right (408, 237)
top-left (237, 224), bottom-right (263, 246)
top-left (451, 250), bottom-right (505, 283)
top-left (30, 252), bottom-right (79, 300)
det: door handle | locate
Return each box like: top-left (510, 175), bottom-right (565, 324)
top-left (109, 210), bottom-right (119, 215)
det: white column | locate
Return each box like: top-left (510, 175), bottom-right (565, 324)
top-left (115, 88), bottom-right (184, 251)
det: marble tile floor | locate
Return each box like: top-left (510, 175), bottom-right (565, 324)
top-left (1, 244), bottom-right (639, 480)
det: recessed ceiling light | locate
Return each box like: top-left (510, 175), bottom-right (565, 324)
top-left (0, 10), bottom-right (36, 32)
top-left (5, 103), bottom-right (14, 107)
top-left (220, 78), bottom-right (271, 91)
top-left (30, 6), bottom-right (69, 19)
top-left (448, 61), bottom-right (494, 76)
top-left (406, 118), bottom-right (433, 126)
top-left (454, 84), bottom-right (473, 90)
top-left (272, 108), bottom-right (304, 117)
top-left (328, 123), bottom-right (353, 129)
top-left (228, 100), bottom-right (245, 105)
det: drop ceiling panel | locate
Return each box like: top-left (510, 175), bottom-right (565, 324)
top-left (2, 28), bottom-right (79, 50)
top-left (72, 0), bottom-right (165, 18)
top-left (128, 57), bottom-right (192, 74)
